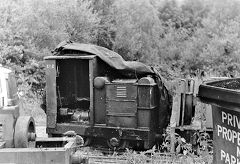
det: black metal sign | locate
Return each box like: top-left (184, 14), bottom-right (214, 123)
top-left (212, 105), bottom-right (240, 164)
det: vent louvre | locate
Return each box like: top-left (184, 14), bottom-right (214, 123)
top-left (116, 86), bottom-right (127, 98)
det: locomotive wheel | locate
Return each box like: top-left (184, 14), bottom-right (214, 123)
top-left (107, 138), bottom-right (128, 150)
top-left (14, 116), bottom-right (36, 148)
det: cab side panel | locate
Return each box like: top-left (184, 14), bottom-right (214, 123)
top-left (46, 60), bottom-right (57, 128)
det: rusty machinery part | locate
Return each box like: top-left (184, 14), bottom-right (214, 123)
top-left (59, 108), bottom-right (89, 123)
top-left (59, 108), bottom-right (73, 116)
top-left (63, 130), bottom-right (77, 137)
top-left (63, 131), bottom-right (84, 146)
top-left (180, 79), bottom-right (195, 126)
top-left (94, 77), bottom-right (109, 89)
top-left (106, 138), bottom-right (129, 150)
top-left (71, 152), bottom-right (128, 164)
top-left (71, 153), bottom-right (87, 164)
top-left (83, 137), bottom-right (92, 147)
top-left (71, 111), bottom-right (89, 122)
top-left (14, 116), bottom-right (36, 148)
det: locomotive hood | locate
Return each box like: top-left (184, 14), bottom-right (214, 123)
top-left (52, 41), bottom-right (170, 90)
top-left (52, 41), bottom-right (155, 76)
top-left (52, 41), bottom-right (172, 127)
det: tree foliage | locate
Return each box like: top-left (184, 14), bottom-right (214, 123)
top-left (1, 0), bottom-right (240, 96)
top-left (0, 0), bottom-right (100, 97)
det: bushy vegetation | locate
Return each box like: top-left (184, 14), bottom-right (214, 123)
top-left (1, 0), bottom-right (240, 96)
top-left (2, 1), bottom-right (235, 161)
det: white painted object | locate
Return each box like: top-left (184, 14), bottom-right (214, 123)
top-left (0, 66), bottom-right (19, 148)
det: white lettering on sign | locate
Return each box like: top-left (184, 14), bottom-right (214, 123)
top-left (222, 111), bottom-right (240, 129)
top-left (221, 149), bottom-right (240, 164)
top-left (237, 146), bottom-right (240, 157)
top-left (217, 125), bottom-right (239, 144)
top-left (217, 125), bottom-right (240, 145)
top-left (222, 112), bottom-right (227, 123)
top-left (218, 110), bottom-right (240, 163)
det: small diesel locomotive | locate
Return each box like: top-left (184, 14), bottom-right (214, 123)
top-left (43, 41), bottom-right (171, 150)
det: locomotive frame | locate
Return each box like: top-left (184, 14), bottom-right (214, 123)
top-left (44, 43), bottom-right (171, 150)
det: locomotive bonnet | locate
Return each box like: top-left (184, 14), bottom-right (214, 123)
top-left (43, 41), bottom-right (172, 149)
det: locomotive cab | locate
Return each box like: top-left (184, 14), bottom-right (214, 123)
top-left (44, 43), bottom-right (171, 150)
top-left (46, 56), bottom-right (94, 125)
